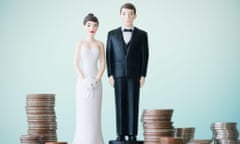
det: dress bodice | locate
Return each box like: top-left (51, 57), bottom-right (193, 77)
top-left (80, 46), bottom-right (100, 77)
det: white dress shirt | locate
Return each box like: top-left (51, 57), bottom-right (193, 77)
top-left (122, 27), bottom-right (134, 44)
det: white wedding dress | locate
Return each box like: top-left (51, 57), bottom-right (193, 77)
top-left (73, 46), bottom-right (104, 144)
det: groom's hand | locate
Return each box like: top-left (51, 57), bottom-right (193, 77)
top-left (108, 75), bottom-right (115, 87)
top-left (140, 76), bottom-right (145, 88)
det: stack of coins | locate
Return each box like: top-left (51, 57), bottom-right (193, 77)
top-left (174, 127), bottom-right (195, 144)
top-left (211, 122), bottom-right (239, 144)
top-left (24, 94), bottom-right (57, 143)
top-left (20, 135), bottom-right (43, 144)
top-left (141, 109), bottom-right (174, 144)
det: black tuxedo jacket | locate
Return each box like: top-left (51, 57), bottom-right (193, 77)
top-left (106, 27), bottom-right (149, 78)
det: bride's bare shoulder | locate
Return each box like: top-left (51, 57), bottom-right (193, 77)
top-left (96, 40), bottom-right (104, 48)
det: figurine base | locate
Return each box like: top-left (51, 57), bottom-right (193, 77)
top-left (109, 140), bottom-right (144, 144)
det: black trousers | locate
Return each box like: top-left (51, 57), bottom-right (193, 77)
top-left (114, 77), bottom-right (140, 136)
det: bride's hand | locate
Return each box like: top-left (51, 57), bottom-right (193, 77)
top-left (84, 77), bottom-right (98, 89)
top-left (79, 74), bottom-right (85, 80)
top-left (95, 76), bottom-right (101, 82)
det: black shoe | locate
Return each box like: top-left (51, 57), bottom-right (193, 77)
top-left (128, 135), bottom-right (136, 142)
top-left (116, 135), bottom-right (125, 141)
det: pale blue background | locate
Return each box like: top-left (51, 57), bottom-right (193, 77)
top-left (0, 0), bottom-right (240, 143)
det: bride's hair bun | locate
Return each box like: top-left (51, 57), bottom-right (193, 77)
top-left (83, 13), bottom-right (99, 26)
top-left (87, 13), bottom-right (94, 17)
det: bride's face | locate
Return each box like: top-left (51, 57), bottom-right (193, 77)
top-left (84, 21), bottom-right (98, 36)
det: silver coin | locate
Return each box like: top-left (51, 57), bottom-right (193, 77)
top-left (211, 122), bottom-right (237, 130)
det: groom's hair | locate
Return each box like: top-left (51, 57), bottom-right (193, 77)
top-left (120, 3), bottom-right (136, 15)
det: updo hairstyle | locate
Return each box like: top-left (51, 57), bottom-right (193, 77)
top-left (83, 13), bottom-right (99, 26)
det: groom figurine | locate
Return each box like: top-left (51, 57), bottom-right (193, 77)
top-left (106, 3), bottom-right (149, 143)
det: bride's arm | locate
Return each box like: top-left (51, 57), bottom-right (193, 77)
top-left (96, 41), bottom-right (106, 81)
top-left (74, 41), bottom-right (85, 80)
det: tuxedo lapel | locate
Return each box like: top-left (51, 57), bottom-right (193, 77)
top-left (116, 28), bottom-right (127, 54)
top-left (126, 28), bottom-right (137, 55)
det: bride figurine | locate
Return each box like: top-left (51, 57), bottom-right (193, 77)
top-left (72, 13), bottom-right (105, 144)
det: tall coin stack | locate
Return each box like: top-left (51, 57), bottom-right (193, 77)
top-left (20, 135), bottom-right (43, 144)
top-left (141, 109), bottom-right (175, 144)
top-left (211, 122), bottom-right (239, 144)
top-left (21, 94), bottom-right (58, 144)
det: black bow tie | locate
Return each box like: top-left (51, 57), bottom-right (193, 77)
top-left (123, 29), bottom-right (133, 32)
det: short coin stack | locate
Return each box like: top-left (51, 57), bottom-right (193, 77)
top-left (21, 94), bottom-right (58, 144)
top-left (174, 127), bottom-right (195, 144)
top-left (211, 122), bottom-right (239, 144)
top-left (141, 109), bottom-right (175, 144)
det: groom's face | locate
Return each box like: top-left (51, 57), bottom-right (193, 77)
top-left (120, 8), bottom-right (136, 27)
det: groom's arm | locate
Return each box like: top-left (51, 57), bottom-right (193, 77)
top-left (106, 32), bottom-right (113, 77)
top-left (106, 32), bottom-right (115, 87)
top-left (139, 31), bottom-right (149, 88)
top-left (141, 31), bottom-right (149, 77)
